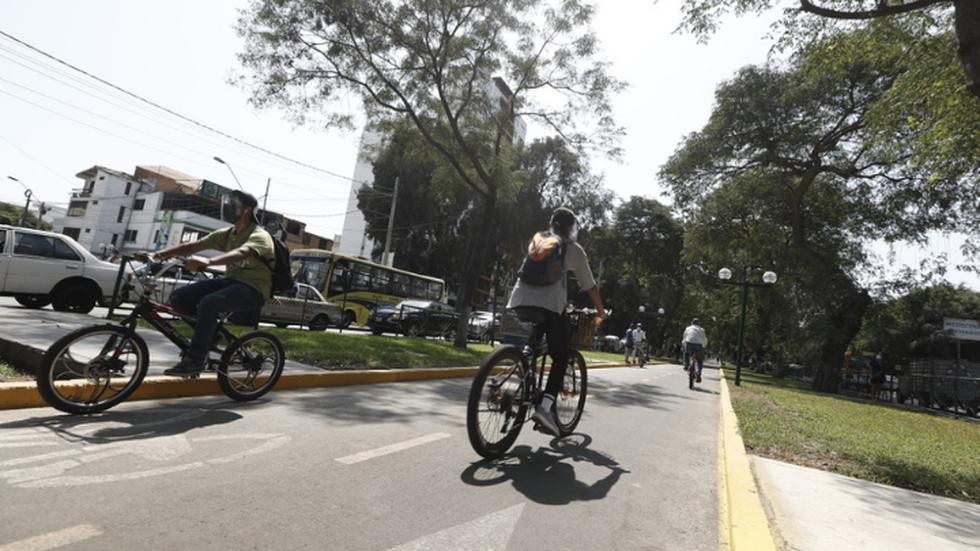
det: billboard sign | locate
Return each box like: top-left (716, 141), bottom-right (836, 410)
top-left (943, 318), bottom-right (980, 342)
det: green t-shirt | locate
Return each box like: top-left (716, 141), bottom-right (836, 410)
top-left (200, 224), bottom-right (275, 298)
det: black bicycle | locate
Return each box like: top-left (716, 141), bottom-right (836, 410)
top-left (466, 309), bottom-right (596, 459)
top-left (686, 347), bottom-right (702, 390)
top-left (36, 256), bottom-right (285, 415)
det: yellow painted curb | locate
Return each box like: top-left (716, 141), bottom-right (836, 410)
top-left (718, 368), bottom-right (779, 551)
top-left (0, 361), bottom-right (637, 410)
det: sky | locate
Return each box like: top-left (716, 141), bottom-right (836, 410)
top-left (0, 0), bottom-right (975, 290)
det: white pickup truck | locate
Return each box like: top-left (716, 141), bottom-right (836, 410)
top-left (0, 224), bottom-right (122, 313)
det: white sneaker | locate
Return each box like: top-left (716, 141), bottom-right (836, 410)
top-left (533, 404), bottom-right (561, 437)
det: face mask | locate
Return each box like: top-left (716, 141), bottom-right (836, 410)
top-left (222, 197), bottom-right (243, 223)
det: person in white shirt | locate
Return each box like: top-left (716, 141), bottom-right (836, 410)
top-left (682, 318), bottom-right (708, 382)
top-left (632, 324), bottom-right (647, 366)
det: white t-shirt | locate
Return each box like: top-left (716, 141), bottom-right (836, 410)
top-left (682, 325), bottom-right (707, 346)
top-left (507, 240), bottom-right (597, 314)
top-left (632, 328), bottom-right (646, 344)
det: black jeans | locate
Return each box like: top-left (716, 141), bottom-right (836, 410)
top-left (170, 279), bottom-right (265, 364)
top-left (541, 310), bottom-right (571, 399)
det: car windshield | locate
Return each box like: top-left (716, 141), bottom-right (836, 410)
top-left (399, 300), bottom-right (432, 310)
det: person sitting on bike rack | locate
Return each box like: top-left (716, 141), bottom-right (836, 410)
top-left (507, 207), bottom-right (606, 437)
top-left (139, 190), bottom-right (274, 377)
top-left (682, 318), bottom-right (708, 383)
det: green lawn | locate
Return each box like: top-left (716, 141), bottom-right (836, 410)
top-left (0, 359), bottom-right (30, 381)
top-left (726, 368), bottom-right (980, 504)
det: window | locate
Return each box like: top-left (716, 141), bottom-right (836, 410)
top-left (318, 237), bottom-right (328, 250)
top-left (84, 228), bottom-right (91, 233)
top-left (124, 230), bottom-right (138, 242)
top-left (67, 201), bottom-right (87, 217)
top-left (302, 233), bottom-right (312, 246)
top-left (98, 175), bottom-right (105, 181)
top-left (124, 181), bottom-right (132, 195)
top-left (110, 234), bottom-right (118, 246)
top-left (286, 220), bottom-right (301, 235)
top-left (13, 233), bottom-right (79, 260)
top-left (373, 269), bottom-right (392, 295)
top-left (62, 227), bottom-right (81, 241)
top-left (392, 273), bottom-right (410, 296)
top-left (0, 229), bottom-right (6, 253)
top-left (180, 229), bottom-right (203, 243)
top-left (153, 229), bottom-right (160, 244)
top-left (329, 259), bottom-right (350, 294)
top-left (351, 262), bottom-right (372, 292)
top-left (133, 199), bottom-right (145, 211)
top-left (116, 206), bottom-right (126, 223)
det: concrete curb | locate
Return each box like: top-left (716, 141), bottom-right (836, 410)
top-left (718, 368), bottom-right (780, 551)
top-left (0, 361), bottom-right (639, 411)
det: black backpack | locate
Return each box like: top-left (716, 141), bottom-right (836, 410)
top-left (260, 236), bottom-right (294, 296)
top-left (517, 231), bottom-right (566, 286)
top-left (226, 226), bottom-right (294, 297)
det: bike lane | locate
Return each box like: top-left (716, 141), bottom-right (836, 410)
top-left (0, 364), bottom-right (720, 550)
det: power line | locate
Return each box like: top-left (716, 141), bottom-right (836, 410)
top-left (0, 29), bottom-right (366, 186)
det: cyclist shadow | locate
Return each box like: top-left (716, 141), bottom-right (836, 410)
top-left (460, 433), bottom-right (629, 505)
top-left (0, 402), bottom-right (245, 444)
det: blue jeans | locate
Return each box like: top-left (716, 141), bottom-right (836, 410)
top-left (170, 279), bottom-right (264, 364)
top-left (684, 342), bottom-right (704, 375)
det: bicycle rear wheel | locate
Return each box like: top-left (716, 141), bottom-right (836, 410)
top-left (467, 345), bottom-right (529, 459)
top-left (37, 325), bottom-right (149, 414)
top-left (555, 350), bottom-right (587, 435)
top-left (689, 353), bottom-right (696, 389)
top-left (216, 331), bottom-right (285, 401)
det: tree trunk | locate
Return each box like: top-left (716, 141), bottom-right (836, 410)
top-left (452, 193), bottom-right (497, 349)
top-left (955, 0), bottom-right (980, 96)
top-left (810, 276), bottom-right (871, 393)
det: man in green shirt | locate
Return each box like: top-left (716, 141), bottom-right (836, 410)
top-left (142, 190), bottom-right (275, 376)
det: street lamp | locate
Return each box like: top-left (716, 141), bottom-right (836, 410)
top-left (719, 266), bottom-right (778, 386)
top-left (7, 176), bottom-right (33, 227)
top-left (212, 156), bottom-right (244, 190)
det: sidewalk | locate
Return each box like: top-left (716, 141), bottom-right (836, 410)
top-left (752, 456), bottom-right (980, 551)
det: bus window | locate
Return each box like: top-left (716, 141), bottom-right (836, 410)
top-left (373, 267), bottom-right (392, 295)
top-left (392, 273), bottom-right (410, 296)
top-left (351, 262), bottom-right (372, 292)
top-left (428, 281), bottom-right (444, 301)
top-left (330, 259), bottom-right (350, 295)
top-left (294, 257), bottom-right (328, 290)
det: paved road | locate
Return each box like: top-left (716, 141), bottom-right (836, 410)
top-left (0, 364), bottom-right (720, 550)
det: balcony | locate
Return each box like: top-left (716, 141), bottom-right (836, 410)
top-left (71, 188), bottom-right (92, 198)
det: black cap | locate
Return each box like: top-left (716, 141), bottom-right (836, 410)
top-left (550, 207), bottom-right (576, 228)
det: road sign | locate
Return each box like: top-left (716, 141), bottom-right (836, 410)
top-left (943, 318), bottom-right (980, 342)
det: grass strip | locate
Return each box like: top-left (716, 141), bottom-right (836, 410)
top-left (726, 368), bottom-right (980, 504)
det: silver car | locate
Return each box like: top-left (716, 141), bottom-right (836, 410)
top-left (260, 283), bottom-right (342, 331)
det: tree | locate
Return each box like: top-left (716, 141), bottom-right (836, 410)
top-left (236, 0), bottom-right (623, 347)
top-left (660, 27), bottom-right (977, 391)
top-left (675, 0), bottom-right (980, 96)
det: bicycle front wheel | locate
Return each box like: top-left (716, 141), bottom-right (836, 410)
top-left (467, 345), bottom-right (528, 459)
top-left (555, 350), bottom-right (587, 435)
top-left (216, 331), bottom-right (285, 401)
top-left (37, 325), bottom-right (149, 414)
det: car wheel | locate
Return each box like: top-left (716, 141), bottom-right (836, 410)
top-left (309, 314), bottom-right (329, 332)
top-left (15, 294), bottom-right (50, 309)
top-left (338, 310), bottom-right (356, 329)
top-left (52, 283), bottom-right (97, 314)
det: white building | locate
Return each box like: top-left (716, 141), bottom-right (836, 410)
top-left (338, 77), bottom-right (526, 264)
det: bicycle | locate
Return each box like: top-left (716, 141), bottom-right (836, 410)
top-left (36, 255), bottom-right (285, 415)
top-left (466, 308), bottom-right (597, 459)
top-left (686, 347), bottom-right (702, 390)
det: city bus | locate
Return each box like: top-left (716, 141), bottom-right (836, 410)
top-left (290, 249), bottom-right (447, 327)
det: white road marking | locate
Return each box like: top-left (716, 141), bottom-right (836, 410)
top-left (0, 524), bottom-right (101, 551)
top-left (0, 442), bottom-right (59, 449)
top-left (387, 503), bottom-right (525, 551)
top-left (335, 433), bottom-right (451, 465)
top-left (0, 450), bottom-right (83, 468)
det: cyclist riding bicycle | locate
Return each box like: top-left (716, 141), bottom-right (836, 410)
top-left (138, 190), bottom-right (274, 377)
top-left (682, 318), bottom-right (708, 383)
top-left (506, 207), bottom-right (606, 437)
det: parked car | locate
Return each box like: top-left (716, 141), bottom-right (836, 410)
top-left (368, 299), bottom-right (458, 338)
top-left (143, 264), bottom-right (223, 305)
top-left (593, 335), bottom-right (623, 353)
top-left (467, 310), bottom-right (501, 342)
top-left (0, 225), bottom-right (122, 313)
top-left (260, 283), bottom-right (343, 331)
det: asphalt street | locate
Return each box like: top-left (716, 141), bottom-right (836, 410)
top-left (0, 364), bottom-right (720, 550)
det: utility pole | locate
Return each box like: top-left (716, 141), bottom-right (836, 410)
top-left (35, 202), bottom-right (46, 228)
top-left (381, 176), bottom-right (400, 267)
top-left (260, 178), bottom-right (270, 225)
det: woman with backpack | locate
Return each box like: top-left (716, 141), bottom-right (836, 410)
top-left (506, 207), bottom-right (606, 437)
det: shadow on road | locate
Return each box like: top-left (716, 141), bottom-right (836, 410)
top-left (0, 401), bottom-right (249, 444)
top-left (460, 433), bottom-right (629, 505)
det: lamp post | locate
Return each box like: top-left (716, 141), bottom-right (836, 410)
top-left (719, 267), bottom-right (777, 386)
top-left (638, 306), bottom-right (666, 356)
top-left (7, 176), bottom-right (33, 227)
top-left (212, 156), bottom-right (244, 191)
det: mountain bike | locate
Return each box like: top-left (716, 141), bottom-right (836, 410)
top-left (466, 308), bottom-right (597, 459)
top-left (36, 256), bottom-right (285, 415)
top-left (687, 348), bottom-right (701, 389)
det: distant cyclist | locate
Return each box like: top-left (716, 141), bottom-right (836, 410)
top-left (507, 207), bottom-right (606, 437)
top-left (632, 323), bottom-right (647, 367)
top-left (682, 318), bottom-right (708, 382)
top-left (139, 190), bottom-right (274, 377)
